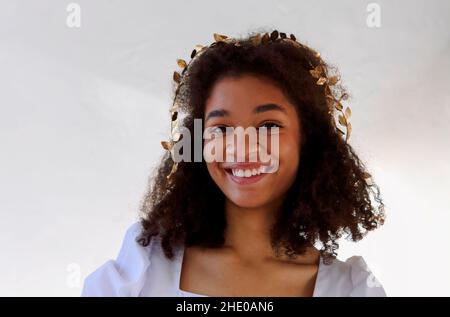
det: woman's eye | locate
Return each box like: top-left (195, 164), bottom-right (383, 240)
top-left (259, 122), bottom-right (282, 129)
top-left (207, 126), bottom-right (229, 135)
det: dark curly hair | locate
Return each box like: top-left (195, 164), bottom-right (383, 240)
top-left (137, 30), bottom-right (385, 264)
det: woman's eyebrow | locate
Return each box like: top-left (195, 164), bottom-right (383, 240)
top-left (205, 109), bottom-right (229, 121)
top-left (205, 103), bottom-right (285, 121)
top-left (254, 103), bottom-right (286, 114)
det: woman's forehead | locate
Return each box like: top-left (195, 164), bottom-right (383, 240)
top-left (205, 75), bottom-right (292, 114)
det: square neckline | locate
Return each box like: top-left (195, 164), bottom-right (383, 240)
top-left (175, 245), bottom-right (324, 297)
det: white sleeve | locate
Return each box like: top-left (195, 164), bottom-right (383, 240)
top-left (81, 222), bottom-right (151, 297)
top-left (346, 256), bottom-right (387, 297)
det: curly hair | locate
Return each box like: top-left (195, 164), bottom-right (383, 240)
top-left (137, 30), bottom-right (385, 264)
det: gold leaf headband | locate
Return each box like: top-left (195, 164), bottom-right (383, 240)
top-left (161, 30), bottom-right (359, 184)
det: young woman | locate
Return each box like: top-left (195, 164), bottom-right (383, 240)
top-left (82, 30), bottom-right (386, 297)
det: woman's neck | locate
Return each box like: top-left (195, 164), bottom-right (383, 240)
top-left (223, 198), bottom-right (320, 265)
top-left (223, 198), bottom-right (283, 262)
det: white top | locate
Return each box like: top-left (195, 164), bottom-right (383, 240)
top-left (82, 222), bottom-right (386, 297)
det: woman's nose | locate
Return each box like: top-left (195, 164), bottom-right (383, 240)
top-left (225, 139), bottom-right (260, 162)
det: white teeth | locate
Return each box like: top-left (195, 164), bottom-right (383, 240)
top-left (230, 168), bottom-right (265, 178)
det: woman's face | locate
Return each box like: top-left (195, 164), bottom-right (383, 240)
top-left (203, 74), bottom-right (301, 209)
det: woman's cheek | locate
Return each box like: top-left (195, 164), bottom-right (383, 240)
top-left (206, 161), bottom-right (221, 182)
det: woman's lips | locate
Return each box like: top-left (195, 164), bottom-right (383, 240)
top-left (227, 172), bottom-right (266, 185)
top-left (223, 163), bottom-right (269, 185)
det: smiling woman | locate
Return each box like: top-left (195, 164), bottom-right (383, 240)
top-left (82, 30), bottom-right (386, 297)
top-left (203, 75), bottom-right (299, 210)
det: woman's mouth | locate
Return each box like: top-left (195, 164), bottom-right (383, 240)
top-left (223, 164), bottom-right (269, 185)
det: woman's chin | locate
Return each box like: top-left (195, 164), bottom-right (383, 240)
top-left (226, 194), bottom-right (272, 209)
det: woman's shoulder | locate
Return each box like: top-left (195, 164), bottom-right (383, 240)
top-left (81, 221), bottom-right (169, 296)
top-left (315, 255), bottom-right (386, 297)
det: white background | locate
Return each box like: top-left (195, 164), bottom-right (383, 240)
top-left (0, 0), bottom-right (449, 296)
